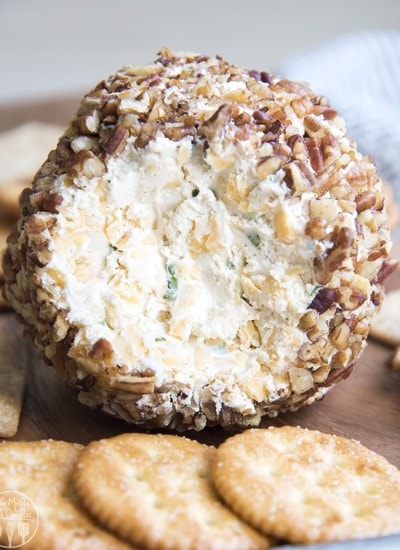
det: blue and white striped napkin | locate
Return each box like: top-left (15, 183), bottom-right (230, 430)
top-left (276, 30), bottom-right (400, 198)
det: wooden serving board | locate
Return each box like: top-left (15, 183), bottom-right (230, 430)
top-left (1, 98), bottom-right (399, 467)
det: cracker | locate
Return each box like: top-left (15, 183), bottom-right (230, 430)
top-left (0, 121), bottom-right (63, 221)
top-left (0, 328), bottom-right (28, 437)
top-left (369, 288), bottom-right (400, 346)
top-left (211, 426), bottom-right (400, 544)
top-left (73, 433), bottom-right (271, 550)
top-left (0, 369), bottom-right (26, 437)
top-left (0, 440), bottom-right (132, 549)
top-left (392, 346), bottom-right (400, 370)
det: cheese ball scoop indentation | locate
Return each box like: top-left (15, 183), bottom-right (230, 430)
top-left (3, 49), bottom-right (395, 430)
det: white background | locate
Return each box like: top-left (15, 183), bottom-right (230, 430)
top-left (1, 0), bottom-right (399, 104)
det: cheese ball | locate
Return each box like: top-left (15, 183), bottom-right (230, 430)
top-left (3, 49), bottom-right (395, 430)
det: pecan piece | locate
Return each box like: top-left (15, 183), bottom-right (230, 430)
top-left (313, 256), bottom-right (333, 285)
top-left (75, 109), bottom-right (100, 135)
top-left (253, 110), bottom-right (270, 124)
top-left (325, 227), bottom-right (355, 272)
top-left (299, 310), bottom-right (318, 331)
top-left (323, 365), bottom-right (353, 386)
top-left (25, 214), bottom-right (48, 234)
top-left (103, 124), bottom-right (129, 156)
top-left (89, 338), bottom-right (113, 360)
top-left (198, 104), bottom-right (232, 142)
top-left (330, 323), bottom-right (351, 351)
top-left (112, 374), bottom-right (155, 395)
top-left (308, 288), bottom-right (338, 314)
top-left (304, 116), bottom-right (321, 134)
top-left (248, 70), bottom-right (262, 81)
top-left (63, 150), bottom-right (106, 178)
top-left (355, 191), bottom-right (376, 213)
top-left (305, 217), bottom-right (328, 240)
top-left (373, 259), bottom-right (398, 283)
top-left (164, 125), bottom-right (196, 141)
top-left (134, 122), bottom-right (160, 149)
top-left (30, 191), bottom-right (63, 213)
top-left (256, 155), bottom-right (285, 179)
top-left (305, 137), bottom-right (324, 173)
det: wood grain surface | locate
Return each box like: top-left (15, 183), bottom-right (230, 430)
top-left (0, 98), bottom-right (399, 468)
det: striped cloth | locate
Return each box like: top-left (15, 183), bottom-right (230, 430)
top-left (276, 30), bottom-right (400, 198)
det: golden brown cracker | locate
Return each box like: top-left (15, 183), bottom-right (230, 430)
top-left (369, 288), bottom-right (400, 346)
top-left (0, 440), bottom-right (132, 549)
top-left (0, 328), bottom-right (27, 437)
top-left (211, 426), bottom-right (400, 544)
top-left (73, 433), bottom-right (271, 550)
top-left (392, 346), bottom-right (400, 370)
top-left (0, 368), bottom-right (26, 438)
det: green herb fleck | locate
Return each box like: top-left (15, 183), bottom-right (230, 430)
top-left (192, 188), bottom-right (200, 197)
top-left (247, 232), bottom-right (261, 248)
top-left (227, 261), bottom-right (236, 270)
top-left (163, 263), bottom-right (178, 301)
top-left (155, 336), bottom-right (166, 342)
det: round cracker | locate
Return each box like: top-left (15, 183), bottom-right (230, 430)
top-left (212, 426), bottom-right (400, 544)
top-left (0, 439), bottom-right (132, 549)
top-left (73, 433), bottom-right (271, 550)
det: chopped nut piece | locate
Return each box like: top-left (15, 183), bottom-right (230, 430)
top-left (62, 150), bottom-right (106, 178)
top-left (103, 125), bottom-right (129, 156)
top-left (305, 217), bottom-right (328, 240)
top-left (289, 366), bottom-right (314, 394)
top-left (75, 110), bottom-right (100, 135)
top-left (256, 156), bottom-right (284, 179)
top-left (111, 375), bottom-right (155, 394)
top-left (308, 288), bottom-right (338, 314)
top-left (355, 191), bottom-right (376, 213)
top-left (164, 125), bottom-right (196, 141)
top-left (330, 323), bottom-right (350, 351)
top-left (274, 206), bottom-right (296, 244)
top-left (373, 259), bottom-right (398, 284)
top-left (89, 338), bottom-right (113, 360)
top-left (305, 137), bottom-right (324, 172)
top-left (30, 191), bottom-right (63, 213)
top-left (134, 122), bottom-right (160, 149)
top-left (198, 104), bottom-right (232, 142)
top-left (299, 310), bottom-right (318, 331)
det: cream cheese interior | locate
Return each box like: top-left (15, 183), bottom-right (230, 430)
top-left (44, 133), bottom-right (318, 411)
